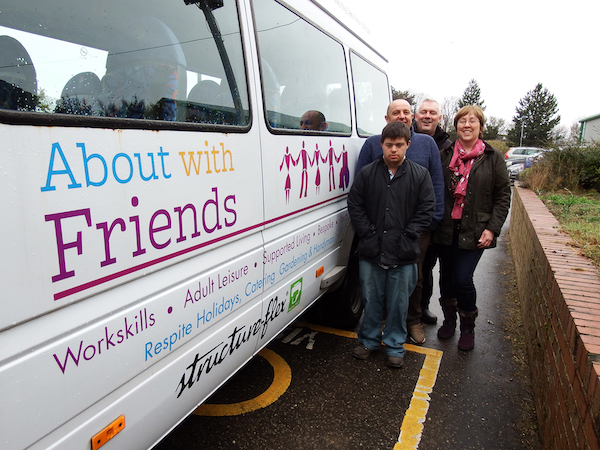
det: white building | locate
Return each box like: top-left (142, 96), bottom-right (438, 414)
top-left (580, 113), bottom-right (600, 144)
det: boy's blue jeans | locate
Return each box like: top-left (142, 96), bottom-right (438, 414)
top-left (358, 260), bottom-right (417, 357)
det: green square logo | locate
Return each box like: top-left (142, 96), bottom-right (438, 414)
top-left (288, 278), bottom-right (303, 311)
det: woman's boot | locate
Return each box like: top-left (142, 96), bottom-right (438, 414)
top-left (437, 298), bottom-right (457, 339)
top-left (457, 309), bottom-right (478, 351)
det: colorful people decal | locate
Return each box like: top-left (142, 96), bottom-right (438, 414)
top-left (279, 140), bottom-right (350, 203)
top-left (310, 143), bottom-right (323, 195)
top-left (279, 146), bottom-right (297, 204)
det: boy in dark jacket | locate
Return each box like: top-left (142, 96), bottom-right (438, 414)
top-left (356, 99), bottom-right (443, 345)
top-left (348, 122), bottom-right (435, 368)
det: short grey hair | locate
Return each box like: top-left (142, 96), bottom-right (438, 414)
top-left (417, 98), bottom-right (441, 114)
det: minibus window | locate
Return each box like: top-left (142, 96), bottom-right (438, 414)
top-left (253, 0), bottom-right (351, 134)
top-left (0, 0), bottom-right (249, 127)
top-left (350, 51), bottom-right (390, 136)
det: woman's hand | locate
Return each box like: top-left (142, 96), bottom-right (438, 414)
top-left (477, 229), bottom-right (494, 248)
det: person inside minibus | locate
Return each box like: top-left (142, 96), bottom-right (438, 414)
top-left (300, 110), bottom-right (327, 131)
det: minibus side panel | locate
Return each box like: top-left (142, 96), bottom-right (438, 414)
top-left (0, 126), bottom-right (265, 330)
top-left (0, 0), bottom-right (390, 448)
top-left (25, 249), bottom-right (338, 450)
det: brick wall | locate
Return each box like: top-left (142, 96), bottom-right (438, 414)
top-left (510, 184), bottom-right (600, 449)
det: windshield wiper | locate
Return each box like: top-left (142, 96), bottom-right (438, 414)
top-left (185, 0), bottom-right (242, 123)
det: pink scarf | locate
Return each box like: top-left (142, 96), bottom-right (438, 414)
top-left (449, 139), bottom-right (485, 219)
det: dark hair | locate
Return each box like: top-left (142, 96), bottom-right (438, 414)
top-left (380, 121), bottom-right (411, 143)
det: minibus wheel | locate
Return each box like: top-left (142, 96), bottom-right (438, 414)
top-left (319, 249), bottom-right (362, 330)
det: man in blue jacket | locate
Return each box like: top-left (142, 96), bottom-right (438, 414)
top-left (355, 99), bottom-right (444, 345)
top-left (349, 121), bottom-right (435, 368)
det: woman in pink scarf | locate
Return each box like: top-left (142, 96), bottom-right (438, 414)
top-left (433, 105), bottom-right (511, 350)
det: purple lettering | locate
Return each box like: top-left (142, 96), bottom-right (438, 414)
top-left (149, 209), bottom-right (172, 249)
top-left (105, 327), bottom-right (115, 349)
top-left (53, 341), bottom-right (84, 373)
top-left (124, 318), bottom-right (134, 338)
top-left (46, 188), bottom-right (238, 291)
top-left (83, 344), bottom-right (96, 360)
top-left (45, 209), bottom-right (92, 282)
top-left (202, 187), bottom-right (222, 233)
top-left (129, 196), bottom-right (146, 257)
top-left (96, 218), bottom-right (126, 267)
top-left (224, 195), bottom-right (237, 227)
top-left (174, 203), bottom-right (202, 244)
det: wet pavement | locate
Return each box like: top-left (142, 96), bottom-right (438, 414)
top-left (154, 213), bottom-right (541, 449)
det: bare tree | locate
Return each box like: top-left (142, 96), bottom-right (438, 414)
top-left (483, 116), bottom-right (506, 140)
top-left (552, 121), bottom-right (582, 147)
top-left (569, 121), bottom-right (582, 145)
top-left (411, 92), bottom-right (425, 112)
top-left (441, 96), bottom-right (459, 133)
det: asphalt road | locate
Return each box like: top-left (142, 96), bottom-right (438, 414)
top-left (154, 212), bottom-right (541, 450)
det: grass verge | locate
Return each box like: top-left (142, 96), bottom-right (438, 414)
top-left (537, 189), bottom-right (600, 270)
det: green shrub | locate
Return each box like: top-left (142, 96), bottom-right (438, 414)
top-left (578, 146), bottom-right (600, 189)
top-left (487, 140), bottom-right (509, 154)
top-left (519, 143), bottom-right (600, 192)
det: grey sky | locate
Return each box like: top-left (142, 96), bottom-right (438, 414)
top-left (327, 0), bottom-right (598, 131)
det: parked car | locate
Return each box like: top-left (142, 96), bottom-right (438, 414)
top-left (506, 157), bottom-right (528, 182)
top-left (505, 147), bottom-right (551, 183)
top-left (505, 146), bottom-right (546, 160)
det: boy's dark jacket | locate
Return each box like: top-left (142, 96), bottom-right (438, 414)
top-left (348, 156), bottom-right (435, 266)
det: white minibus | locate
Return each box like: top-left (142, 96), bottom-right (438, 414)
top-left (0, 0), bottom-right (390, 448)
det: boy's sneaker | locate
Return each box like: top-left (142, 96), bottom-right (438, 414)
top-left (409, 323), bottom-right (426, 345)
top-left (352, 345), bottom-right (373, 360)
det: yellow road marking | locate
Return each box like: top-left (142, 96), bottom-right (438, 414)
top-left (296, 321), bottom-right (443, 450)
top-left (194, 321), bottom-right (443, 450)
top-left (395, 345), bottom-right (442, 449)
top-left (193, 348), bottom-right (292, 417)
